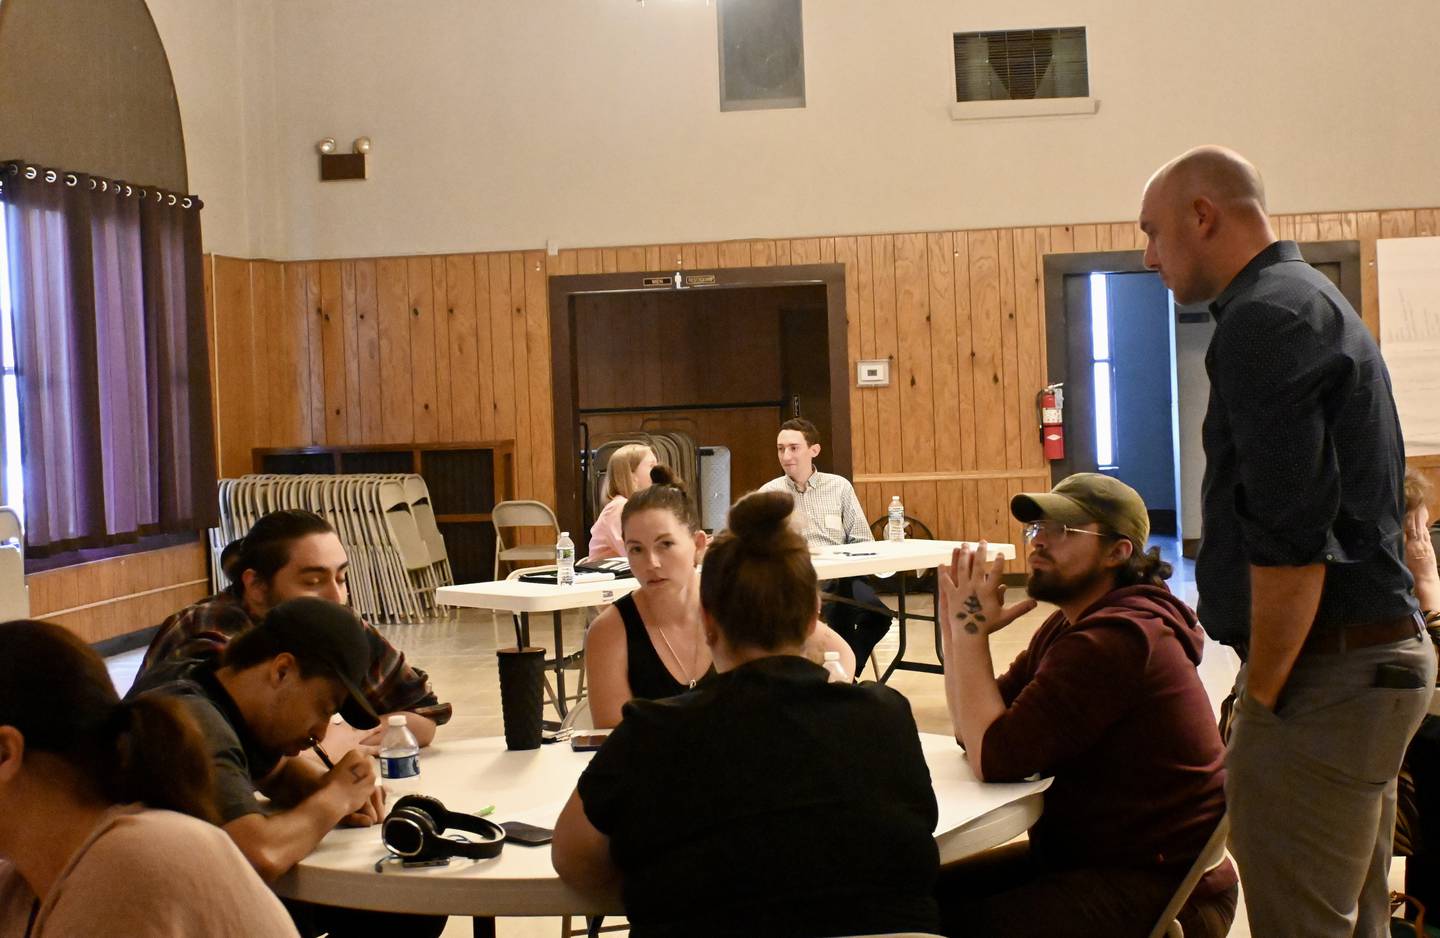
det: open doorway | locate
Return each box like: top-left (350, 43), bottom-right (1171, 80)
top-left (548, 265), bottom-right (851, 553)
top-left (1044, 241), bottom-right (1362, 557)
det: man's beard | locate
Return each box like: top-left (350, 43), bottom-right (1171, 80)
top-left (1026, 561), bottom-right (1110, 605)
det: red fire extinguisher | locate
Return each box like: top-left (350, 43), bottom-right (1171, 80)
top-left (1038, 384), bottom-right (1065, 460)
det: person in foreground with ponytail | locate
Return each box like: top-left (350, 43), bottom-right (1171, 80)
top-left (585, 468), bottom-right (856, 728)
top-left (554, 491), bottom-right (940, 937)
top-left (0, 619), bottom-right (297, 937)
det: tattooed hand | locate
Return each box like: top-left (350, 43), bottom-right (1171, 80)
top-left (939, 540), bottom-right (1038, 641)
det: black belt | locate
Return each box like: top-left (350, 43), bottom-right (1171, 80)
top-left (1302, 613), bottom-right (1423, 655)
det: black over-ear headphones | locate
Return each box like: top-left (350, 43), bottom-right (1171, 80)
top-left (382, 795), bottom-right (506, 861)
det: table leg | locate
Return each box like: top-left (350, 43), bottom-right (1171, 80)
top-left (472, 916), bottom-right (496, 938)
top-left (553, 610), bottom-right (569, 717)
top-left (932, 572), bottom-right (945, 666)
top-left (516, 611), bottom-right (530, 648)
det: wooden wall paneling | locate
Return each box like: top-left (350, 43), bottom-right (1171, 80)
top-left (1048, 225), bottom-right (1075, 254)
top-left (406, 256), bottom-right (439, 443)
top-left (871, 236), bottom-right (902, 473)
top-left (894, 233), bottom-right (935, 475)
top-left (1416, 210), bottom-right (1439, 237)
top-left (658, 244), bottom-right (684, 270)
top-left (273, 262), bottom-right (311, 446)
top-left (836, 237), bottom-right (865, 469)
top-left (472, 255), bottom-right (497, 441)
top-left (952, 232), bottom-right (977, 472)
top-left (340, 262), bottom-right (362, 444)
top-left (1357, 212), bottom-right (1381, 337)
top-left (692, 242), bottom-right (719, 268)
top-left (508, 253), bottom-right (534, 499)
top-left (354, 260), bottom-right (383, 444)
top-left (1318, 213), bottom-right (1347, 241)
top-left (1094, 224), bottom-right (1113, 253)
top-left (576, 249), bottom-right (600, 275)
top-left (375, 258), bottom-right (415, 442)
top-left (1273, 215), bottom-right (1296, 241)
top-left (1381, 209), bottom-right (1417, 239)
top-left (960, 479), bottom-right (981, 544)
top-left (1108, 223), bottom-right (1136, 251)
top-left (750, 241), bottom-right (776, 267)
top-left (977, 477), bottom-right (1012, 553)
top-left (855, 236), bottom-right (880, 475)
top-left (719, 241), bottom-right (751, 268)
top-left (936, 479), bottom-right (963, 541)
top-left (303, 263), bottom-right (325, 444)
top-left (926, 233), bottom-right (962, 475)
top-left (1296, 214), bottom-right (1320, 243)
top-left (1340, 213), bottom-right (1359, 240)
top-left (1032, 227), bottom-right (1053, 474)
top-left (820, 238), bottom-right (835, 264)
top-left (774, 240), bottom-right (792, 267)
top-left (28, 542), bottom-right (210, 644)
top-left (430, 259), bottom-right (455, 441)
top-left (791, 238), bottom-right (821, 265)
top-left (644, 246), bottom-right (661, 270)
top-left (997, 230), bottom-right (1022, 467)
top-left (487, 254), bottom-right (517, 443)
top-left (444, 256), bottom-right (482, 442)
top-left (526, 251), bottom-right (556, 508)
top-left (318, 261), bottom-right (347, 444)
top-left (1012, 228), bottom-right (1044, 469)
top-left (203, 256), bottom-right (219, 468)
top-left (212, 257), bottom-right (255, 477)
top-left (681, 244), bottom-right (698, 270)
top-left (967, 230), bottom-right (1006, 470)
top-left (902, 481), bottom-right (939, 540)
top-left (615, 247), bottom-right (647, 272)
top-left (601, 249), bottom-right (618, 273)
top-left (1072, 225), bottom-right (1098, 254)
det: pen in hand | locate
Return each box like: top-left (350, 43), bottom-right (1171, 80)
top-left (310, 738), bottom-right (335, 770)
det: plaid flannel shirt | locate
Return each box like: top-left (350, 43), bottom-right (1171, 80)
top-left (137, 592), bottom-right (451, 724)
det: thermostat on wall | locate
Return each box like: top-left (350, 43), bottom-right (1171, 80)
top-left (856, 360), bottom-right (890, 387)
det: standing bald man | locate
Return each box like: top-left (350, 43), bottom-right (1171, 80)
top-left (1140, 146), bottom-right (1433, 937)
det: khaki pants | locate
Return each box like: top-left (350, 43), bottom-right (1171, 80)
top-left (1227, 632), bottom-right (1435, 938)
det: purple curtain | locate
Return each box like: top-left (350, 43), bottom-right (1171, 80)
top-left (1, 163), bottom-right (217, 556)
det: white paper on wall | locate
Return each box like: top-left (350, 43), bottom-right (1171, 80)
top-left (1378, 236), bottom-right (1440, 457)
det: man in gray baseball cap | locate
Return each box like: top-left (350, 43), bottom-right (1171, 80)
top-left (934, 473), bottom-right (1236, 937)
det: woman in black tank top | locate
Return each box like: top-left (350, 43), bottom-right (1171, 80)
top-left (585, 469), bottom-right (856, 728)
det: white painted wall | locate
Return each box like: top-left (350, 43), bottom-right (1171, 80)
top-left (224, 0), bottom-right (1440, 260)
top-left (150, 0), bottom-right (1440, 259)
top-left (143, 0), bottom-right (275, 257)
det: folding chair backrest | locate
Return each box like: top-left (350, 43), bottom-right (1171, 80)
top-left (1145, 813), bottom-right (1230, 938)
top-left (0, 507), bottom-right (27, 620)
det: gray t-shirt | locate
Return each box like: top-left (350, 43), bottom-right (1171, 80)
top-left (141, 661), bottom-right (279, 824)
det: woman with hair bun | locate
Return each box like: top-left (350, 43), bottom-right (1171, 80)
top-left (555, 491), bottom-right (941, 937)
top-left (585, 471), bottom-right (855, 728)
top-left (0, 619), bottom-right (297, 937)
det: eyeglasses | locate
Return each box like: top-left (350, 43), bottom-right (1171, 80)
top-left (1022, 520), bottom-right (1111, 543)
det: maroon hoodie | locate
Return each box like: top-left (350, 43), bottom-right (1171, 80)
top-left (983, 584), bottom-right (1236, 894)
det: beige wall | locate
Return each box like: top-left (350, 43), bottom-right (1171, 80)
top-left (209, 0), bottom-right (1440, 260)
top-left (145, 0), bottom-right (277, 257)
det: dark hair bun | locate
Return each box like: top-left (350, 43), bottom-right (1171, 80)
top-left (649, 464), bottom-right (689, 497)
top-left (725, 491), bottom-right (798, 554)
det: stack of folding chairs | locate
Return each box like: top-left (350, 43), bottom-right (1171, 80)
top-left (214, 474), bottom-right (454, 623)
top-left (587, 427), bottom-right (701, 523)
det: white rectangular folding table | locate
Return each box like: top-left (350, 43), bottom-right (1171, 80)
top-left (434, 539), bottom-right (1016, 710)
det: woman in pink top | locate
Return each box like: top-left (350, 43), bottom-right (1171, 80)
top-left (588, 443), bottom-right (658, 560)
top-left (0, 620), bottom-right (297, 938)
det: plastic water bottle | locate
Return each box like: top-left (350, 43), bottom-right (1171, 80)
top-left (887, 496), bottom-right (905, 542)
top-left (822, 651), bottom-right (849, 683)
top-left (379, 715), bottom-right (420, 779)
top-left (556, 532), bottom-right (576, 586)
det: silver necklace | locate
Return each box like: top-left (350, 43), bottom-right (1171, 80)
top-left (655, 625), bottom-right (699, 688)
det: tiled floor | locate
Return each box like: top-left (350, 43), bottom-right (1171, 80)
top-left (104, 547), bottom-right (1398, 938)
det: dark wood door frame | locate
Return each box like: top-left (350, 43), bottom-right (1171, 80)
top-left (548, 264), bottom-right (851, 541)
top-left (1041, 241), bottom-right (1361, 485)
